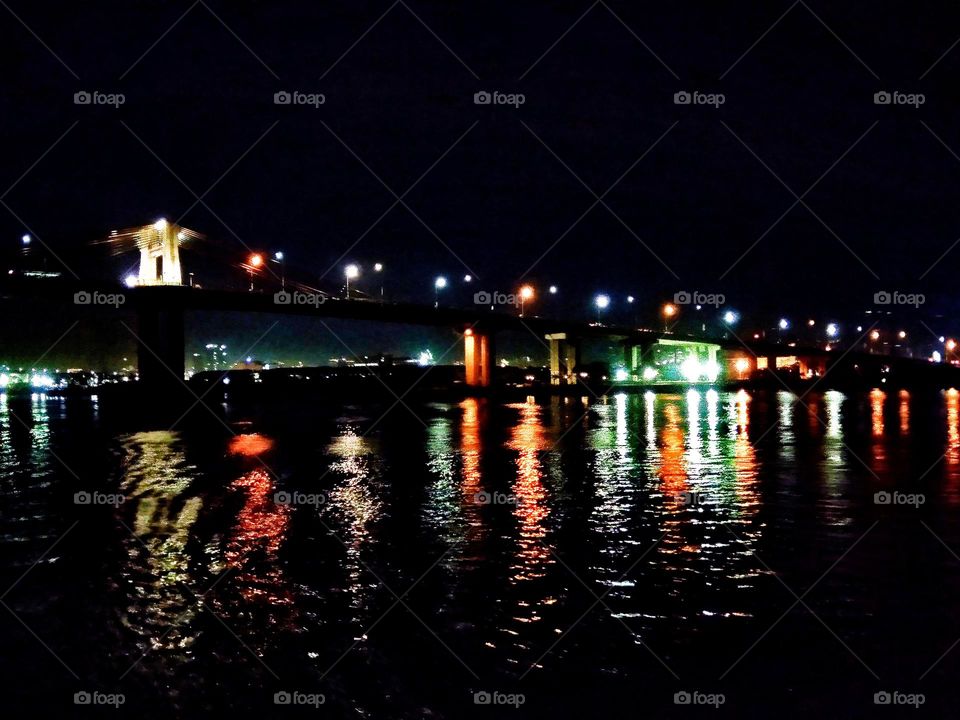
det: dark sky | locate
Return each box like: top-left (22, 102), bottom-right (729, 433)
top-left (3, 1), bottom-right (960, 367)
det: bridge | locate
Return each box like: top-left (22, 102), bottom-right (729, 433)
top-left (8, 219), bottom-right (958, 399)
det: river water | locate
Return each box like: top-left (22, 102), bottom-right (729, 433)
top-left (2, 388), bottom-right (959, 717)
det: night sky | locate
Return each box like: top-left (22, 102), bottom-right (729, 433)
top-left (4, 1), bottom-right (960, 367)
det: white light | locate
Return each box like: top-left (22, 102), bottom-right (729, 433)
top-left (417, 350), bottom-right (434, 366)
top-left (549, 285), bottom-right (557, 294)
top-left (779, 318), bottom-right (789, 330)
top-left (463, 274), bottom-right (471, 282)
top-left (614, 367), bottom-right (629, 382)
top-left (246, 356), bottom-right (252, 363)
top-left (933, 351), bottom-right (943, 363)
top-left (222, 377), bottom-right (230, 385)
top-left (21, 234), bottom-right (30, 245)
top-left (373, 262), bottom-right (382, 272)
top-left (0, 373), bottom-right (8, 388)
top-left (826, 323), bottom-right (839, 337)
top-left (595, 294), bottom-right (610, 310)
top-left (345, 264), bottom-right (359, 279)
top-left (723, 310), bottom-right (738, 324)
top-left (703, 360), bottom-right (720, 383)
top-left (434, 276), bottom-right (448, 290)
top-left (642, 366), bottom-right (658, 381)
top-left (627, 295), bottom-right (635, 303)
top-left (680, 356), bottom-right (700, 382)
top-left (124, 274), bottom-right (138, 288)
top-left (153, 218), bottom-right (168, 231)
top-left (275, 251), bottom-right (284, 261)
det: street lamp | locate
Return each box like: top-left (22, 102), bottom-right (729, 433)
top-left (248, 253), bottom-right (263, 292)
top-left (723, 310), bottom-right (738, 325)
top-left (374, 262), bottom-right (384, 298)
top-left (594, 293), bottom-right (610, 322)
top-left (519, 285), bottom-right (534, 316)
top-left (549, 285), bottom-right (558, 295)
top-left (434, 276), bottom-right (447, 308)
top-left (826, 323), bottom-right (839, 338)
top-left (345, 263), bottom-right (359, 299)
top-left (270, 251), bottom-right (285, 289)
top-left (663, 302), bottom-right (677, 332)
top-left (778, 318), bottom-right (789, 330)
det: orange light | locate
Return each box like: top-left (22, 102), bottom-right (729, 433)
top-left (464, 328), bottom-right (473, 336)
top-left (948, 339), bottom-right (957, 351)
top-left (249, 253), bottom-right (264, 267)
top-left (519, 285), bottom-right (534, 301)
top-left (228, 433), bottom-right (274, 457)
top-left (735, 358), bottom-right (750, 373)
top-left (663, 303), bottom-right (677, 317)
top-left (870, 330), bottom-right (880, 341)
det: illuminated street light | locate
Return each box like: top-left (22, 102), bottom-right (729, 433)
top-left (627, 295), bottom-right (635, 303)
top-left (154, 218), bottom-right (168, 231)
top-left (21, 234), bottom-right (30, 245)
top-left (549, 285), bottom-right (558, 294)
top-left (271, 251), bottom-right (285, 289)
top-left (124, 274), bottom-right (138, 288)
top-left (594, 293), bottom-right (610, 321)
top-left (870, 330), bottom-right (881, 341)
top-left (345, 263), bottom-right (359, 299)
top-left (434, 276), bottom-right (447, 307)
top-left (723, 310), bottom-right (738, 325)
top-left (948, 339), bottom-right (957, 351)
top-left (463, 274), bottom-right (472, 283)
top-left (826, 323), bottom-right (839, 337)
top-left (898, 330), bottom-right (907, 339)
top-left (374, 263), bottom-right (384, 297)
top-left (247, 253), bottom-right (264, 292)
top-left (779, 318), bottom-right (789, 330)
top-left (519, 284), bottom-right (534, 316)
top-left (807, 319), bottom-right (815, 327)
top-left (663, 303), bottom-right (677, 332)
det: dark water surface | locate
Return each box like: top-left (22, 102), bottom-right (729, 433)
top-left (3, 388), bottom-right (960, 718)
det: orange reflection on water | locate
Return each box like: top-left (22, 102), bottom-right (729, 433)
top-left (507, 401), bottom-right (551, 583)
top-left (460, 398), bottom-right (482, 501)
top-left (947, 389), bottom-right (959, 469)
top-left (659, 402), bottom-right (687, 496)
top-left (870, 389), bottom-right (885, 437)
top-left (732, 391), bottom-right (759, 507)
top-left (228, 433), bottom-right (274, 457)
top-left (226, 468), bottom-right (292, 607)
top-left (899, 390), bottom-right (910, 435)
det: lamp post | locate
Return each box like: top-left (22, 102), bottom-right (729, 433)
top-left (434, 276), bottom-right (447, 308)
top-left (594, 293), bottom-right (610, 322)
top-left (271, 251), bottom-right (285, 289)
top-left (519, 285), bottom-right (534, 317)
top-left (662, 302), bottom-right (677, 332)
top-left (345, 264), bottom-right (359, 299)
top-left (374, 263), bottom-right (384, 299)
top-left (248, 253), bottom-right (263, 292)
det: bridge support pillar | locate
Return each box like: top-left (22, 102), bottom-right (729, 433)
top-left (547, 333), bottom-right (581, 385)
top-left (137, 305), bottom-right (185, 398)
top-left (464, 329), bottom-right (494, 387)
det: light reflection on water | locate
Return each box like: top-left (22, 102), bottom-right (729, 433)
top-left (6, 388), bottom-right (960, 715)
